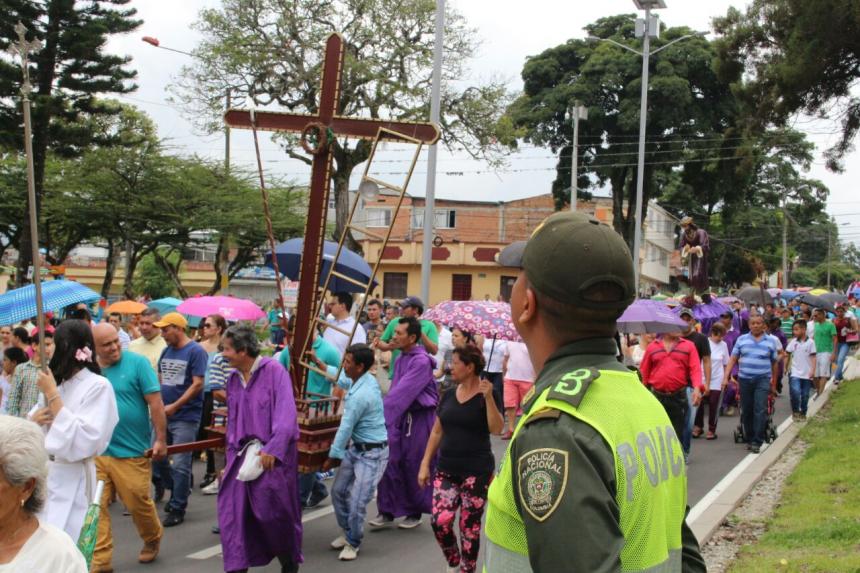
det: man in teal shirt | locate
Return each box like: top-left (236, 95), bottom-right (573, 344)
top-left (375, 296), bottom-right (439, 376)
top-left (91, 323), bottom-right (168, 570)
top-left (307, 332), bottom-right (341, 398)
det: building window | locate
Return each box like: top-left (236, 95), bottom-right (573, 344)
top-left (366, 208), bottom-right (392, 227)
top-left (383, 272), bottom-right (408, 299)
top-left (500, 275), bottom-right (516, 302)
top-left (412, 209), bottom-right (456, 229)
top-left (452, 274), bottom-right (472, 301)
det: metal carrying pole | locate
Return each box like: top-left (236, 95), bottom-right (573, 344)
top-left (10, 22), bottom-right (47, 368)
top-left (632, 7), bottom-right (652, 298)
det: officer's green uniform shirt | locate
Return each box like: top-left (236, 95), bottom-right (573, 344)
top-left (503, 338), bottom-right (706, 572)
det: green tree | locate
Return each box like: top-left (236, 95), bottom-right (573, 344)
top-left (134, 251), bottom-right (174, 300)
top-left (0, 1), bottom-right (141, 285)
top-left (789, 266), bottom-right (817, 288)
top-left (171, 0), bottom-right (514, 253)
top-left (714, 1), bottom-right (860, 170)
top-left (507, 15), bottom-right (742, 247)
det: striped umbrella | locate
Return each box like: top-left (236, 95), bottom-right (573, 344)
top-left (0, 279), bottom-right (100, 325)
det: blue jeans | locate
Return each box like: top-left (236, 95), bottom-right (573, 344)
top-left (834, 342), bottom-right (850, 381)
top-left (739, 376), bottom-right (770, 447)
top-left (789, 376), bottom-right (813, 416)
top-left (299, 472), bottom-right (328, 508)
top-left (332, 446), bottom-right (390, 548)
top-left (681, 386), bottom-right (698, 456)
top-left (151, 418), bottom-right (199, 513)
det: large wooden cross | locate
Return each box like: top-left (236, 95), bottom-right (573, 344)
top-left (225, 33), bottom-right (440, 391)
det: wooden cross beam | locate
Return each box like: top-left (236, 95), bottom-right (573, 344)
top-left (224, 32), bottom-right (440, 392)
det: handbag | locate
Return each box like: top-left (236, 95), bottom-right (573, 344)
top-left (236, 439), bottom-right (265, 482)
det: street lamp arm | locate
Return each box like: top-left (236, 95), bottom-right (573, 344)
top-left (649, 33), bottom-right (704, 56)
top-left (588, 36), bottom-right (643, 56)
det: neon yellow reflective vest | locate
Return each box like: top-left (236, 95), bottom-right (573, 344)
top-left (484, 368), bottom-right (688, 572)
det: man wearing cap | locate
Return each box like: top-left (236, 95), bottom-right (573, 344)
top-left (483, 212), bottom-right (704, 572)
top-left (375, 296), bottom-right (439, 376)
top-left (151, 312), bottom-right (210, 527)
top-left (129, 308), bottom-right (167, 372)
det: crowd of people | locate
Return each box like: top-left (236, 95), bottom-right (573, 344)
top-left (3, 216), bottom-right (854, 572)
top-left (626, 295), bottom-right (857, 457)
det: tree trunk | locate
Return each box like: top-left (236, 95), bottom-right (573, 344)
top-left (100, 238), bottom-right (117, 298)
top-left (332, 172), bottom-right (360, 254)
top-left (205, 235), bottom-right (230, 295)
top-left (123, 246), bottom-right (141, 299)
top-left (154, 250), bottom-right (189, 299)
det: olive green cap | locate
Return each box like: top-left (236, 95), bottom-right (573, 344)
top-left (498, 211), bottom-right (635, 310)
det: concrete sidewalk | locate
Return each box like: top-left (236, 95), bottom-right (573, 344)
top-left (688, 381), bottom-right (835, 543)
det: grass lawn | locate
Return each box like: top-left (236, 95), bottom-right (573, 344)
top-left (730, 381), bottom-right (860, 572)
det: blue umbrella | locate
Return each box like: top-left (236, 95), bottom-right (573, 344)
top-left (146, 297), bottom-right (201, 328)
top-left (264, 239), bottom-right (377, 294)
top-left (0, 280), bottom-right (100, 326)
top-left (617, 299), bottom-right (688, 334)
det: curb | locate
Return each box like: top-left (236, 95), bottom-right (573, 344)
top-left (688, 381), bottom-right (835, 544)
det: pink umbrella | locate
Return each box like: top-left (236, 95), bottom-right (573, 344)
top-left (176, 296), bottom-right (265, 322)
top-left (423, 300), bottom-right (521, 342)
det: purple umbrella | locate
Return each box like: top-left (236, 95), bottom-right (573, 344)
top-left (616, 299), bottom-right (688, 334)
top-left (672, 299), bottom-right (731, 334)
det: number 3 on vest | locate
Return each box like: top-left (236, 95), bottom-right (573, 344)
top-left (548, 368), bottom-right (600, 406)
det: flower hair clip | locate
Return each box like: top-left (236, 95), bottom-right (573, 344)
top-left (75, 347), bottom-right (93, 362)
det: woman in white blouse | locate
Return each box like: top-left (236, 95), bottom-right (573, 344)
top-left (0, 416), bottom-right (87, 572)
top-left (29, 319), bottom-right (118, 541)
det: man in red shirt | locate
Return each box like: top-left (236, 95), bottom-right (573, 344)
top-left (640, 332), bottom-right (704, 451)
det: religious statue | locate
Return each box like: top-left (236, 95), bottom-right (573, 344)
top-left (679, 216), bottom-right (710, 300)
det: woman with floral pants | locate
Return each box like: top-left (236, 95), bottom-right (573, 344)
top-left (419, 346), bottom-right (504, 572)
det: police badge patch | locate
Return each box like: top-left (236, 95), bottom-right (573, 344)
top-left (517, 448), bottom-right (569, 522)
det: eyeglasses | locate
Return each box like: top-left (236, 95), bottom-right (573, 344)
top-left (203, 323), bottom-right (214, 328)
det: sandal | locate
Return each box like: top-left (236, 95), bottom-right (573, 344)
top-left (706, 432), bottom-right (716, 440)
top-left (692, 428), bottom-right (703, 439)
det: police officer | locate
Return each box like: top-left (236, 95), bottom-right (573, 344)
top-left (484, 212), bottom-right (706, 572)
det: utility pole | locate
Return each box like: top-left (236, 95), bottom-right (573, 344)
top-left (221, 88), bottom-right (232, 292)
top-left (420, 0), bottom-right (445, 304)
top-left (569, 102), bottom-right (587, 212)
top-left (827, 225), bottom-right (832, 289)
top-left (782, 195), bottom-right (788, 288)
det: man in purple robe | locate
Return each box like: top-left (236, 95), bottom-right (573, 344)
top-left (218, 325), bottom-right (302, 573)
top-left (370, 316), bottom-right (438, 530)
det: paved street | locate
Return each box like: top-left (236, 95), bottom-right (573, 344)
top-left (106, 392), bottom-right (792, 572)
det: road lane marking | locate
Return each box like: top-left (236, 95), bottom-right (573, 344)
top-left (687, 412), bottom-right (792, 524)
top-left (187, 500), bottom-right (350, 559)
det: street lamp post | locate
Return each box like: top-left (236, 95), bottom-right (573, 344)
top-left (588, 0), bottom-right (705, 297)
top-left (569, 102), bottom-right (588, 212)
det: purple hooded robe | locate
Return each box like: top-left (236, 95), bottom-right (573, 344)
top-left (377, 344), bottom-right (438, 517)
top-left (218, 357), bottom-right (303, 571)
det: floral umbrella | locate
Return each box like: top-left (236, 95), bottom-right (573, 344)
top-left (423, 300), bottom-right (521, 342)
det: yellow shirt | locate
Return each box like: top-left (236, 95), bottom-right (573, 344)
top-left (128, 335), bottom-right (167, 372)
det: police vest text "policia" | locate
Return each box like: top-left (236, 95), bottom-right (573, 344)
top-left (615, 425), bottom-right (683, 502)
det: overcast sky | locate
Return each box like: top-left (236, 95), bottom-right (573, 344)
top-left (107, 0), bottom-right (860, 247)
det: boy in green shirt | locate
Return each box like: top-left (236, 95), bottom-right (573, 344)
top-left (812, 309), bottom-right (837, 395)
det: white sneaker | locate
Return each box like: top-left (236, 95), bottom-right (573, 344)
top-left (330, 535), bottom-right (348, 550)
top-left (398, 516), bottom-right (423, 529)
top-left (201, 480), bottom-right (219, 496)
top-left (368, 514), bottom-right (394, 528)
top-left (338, 544), bottom-right (359, 561)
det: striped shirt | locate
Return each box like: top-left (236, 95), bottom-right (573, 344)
top-left (206, 353), bottom-right (231, 392)
top-left (732, 333), bottom-right (779, 379)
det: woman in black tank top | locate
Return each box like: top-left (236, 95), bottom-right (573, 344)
top-left (419, 345), bottom-right (504, 573)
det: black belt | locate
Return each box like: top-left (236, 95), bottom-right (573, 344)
top-left (352, 441), bottom-right (388, 452)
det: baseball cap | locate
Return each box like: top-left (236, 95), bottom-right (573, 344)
top-left (679, 307), bottom-right (694, 318)
top-left (153, 312), bottom-right (188, 329)
top-left (399, 296), bottom-right (424, 311)
top-left (497, 212), bottom-right (634, 310)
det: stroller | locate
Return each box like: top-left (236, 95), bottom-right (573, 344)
top-left (733, 390), bottom-right (778, 444)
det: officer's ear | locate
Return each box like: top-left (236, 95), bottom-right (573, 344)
top-left (518, 282), bottom-right (538, 328)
